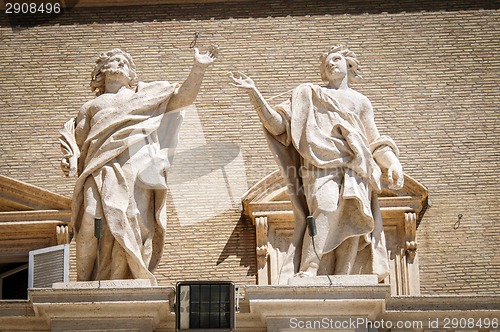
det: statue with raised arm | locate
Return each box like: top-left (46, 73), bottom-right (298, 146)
top-left (230, 45), bottom-right (403, 284)
top-left (60, 45), bottom-right (218, 283)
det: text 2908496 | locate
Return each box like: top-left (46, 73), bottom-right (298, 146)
top-left (5, 2), bottom-right (61, 14)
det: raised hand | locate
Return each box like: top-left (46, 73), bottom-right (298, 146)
top-left (229, 71), bottom-right (256, 90)
top-left (194, 44), bottom-right (219, 67)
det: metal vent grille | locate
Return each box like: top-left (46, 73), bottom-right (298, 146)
top-left (177, 281), bottom-right (235, 331)
top-left (28, 244), bottom-right (69, 289)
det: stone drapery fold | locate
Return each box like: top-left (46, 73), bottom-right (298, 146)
top-left (71, 81), bottom-right (183, 281)
top-left (265, 84), bottom-right (395, 283)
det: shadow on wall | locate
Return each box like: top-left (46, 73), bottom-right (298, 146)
top-left (167, 141), bottom-right (242, 185)
top-left (217, 213), bottom-right (257, 277)
top-left (2, 0), bottom-right (499, 29)
top-left (165, 140), bottom-right (248, 227)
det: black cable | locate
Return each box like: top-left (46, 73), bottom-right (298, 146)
top-left (94, 218), bottom-right (103, 287)
top-left (311, 236), bottom-right (333, 286)
top-left (308, 216), bottom-right (333, 287)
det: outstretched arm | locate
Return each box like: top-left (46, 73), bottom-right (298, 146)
top-left (166, 45), bottom-right (218, 112)
top-left (229, 72), bottom-right (286, 136)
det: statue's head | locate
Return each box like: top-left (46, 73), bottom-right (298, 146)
top-left (319, 45), bottom-right (362, 85)
top-left (90, 48), bottom-right (137, 96)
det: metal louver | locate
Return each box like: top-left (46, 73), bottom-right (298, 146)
top-left (28, 244), bottom-right (69, 289)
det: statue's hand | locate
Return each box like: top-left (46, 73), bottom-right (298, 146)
top-left (194, 44), bottom-right (219, 67)
top-left (388, 162), bottom-right (404, 190)
top-left (229, 71), bottom-right (256, 90)
top-left (61, 157), bottom-right (71, 177)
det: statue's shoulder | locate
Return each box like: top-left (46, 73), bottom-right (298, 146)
top-left (341, 87), bottom-right (370, 105)
top-left (136, 80), bottom-right (172, 92)
top-left (295, 82), bottom-right (319, 90)
top-left (293, 83), bottom-right (322, 95)
top-left (348, 87), bottom-right (366, 97)
top-left (87, 93), bottom-right (113, 108)
top-left (79, 98), bottom-right (95, 114)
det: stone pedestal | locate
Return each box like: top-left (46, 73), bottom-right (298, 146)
top-left (29, 280), bottom-right (175, 332)
top-left (242, 170), bottom-right (429, 296)
top-left (244, 276), bottom-right (390, 332)
top-left (287, 274), bottom-right (378, 286)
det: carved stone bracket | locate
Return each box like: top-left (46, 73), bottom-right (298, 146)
top-left (56, 225), bottom-right (70, 245)
top-left (0, 175), bottom-right (72, 256)
top-left (255, 216), bottom-right (269, 269)
top-left (242, 170), bottom-right (429, 295)
top-left (404, 212), bottom-right (418, 260)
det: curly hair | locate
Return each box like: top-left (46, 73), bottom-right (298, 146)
top-left (319, 45), bottom-right (362, 85)
top-left (90, 48), bottom-right (138, 96)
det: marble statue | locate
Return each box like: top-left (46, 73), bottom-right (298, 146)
top-left (60, 45), bottom-right (218, 283)
top-left (230, 45), bottom-right (403, 284)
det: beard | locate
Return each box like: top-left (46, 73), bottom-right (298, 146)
top-left (104, 67), bottom-right (131, 80)
top-left (104, 68), bottom-right (127, 76)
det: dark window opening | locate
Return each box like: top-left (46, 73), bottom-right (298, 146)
top-left (0, 262), bottom-right (28, 300)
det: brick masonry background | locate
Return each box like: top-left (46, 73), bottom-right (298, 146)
top-left (0, 0), bottom-right (498, 294)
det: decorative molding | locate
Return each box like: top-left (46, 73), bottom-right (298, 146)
top-left (405, 212), bottom-right (418, 260)
top-left (0, 175), bottom-right (71, 212)
top-left (255, 216), bottom-right (268, 269)
top-left (29, 281), bottom-right (175, 331)
top-left (56, 225), bottom-right (70, 245)
top-left (242, 169), bottom-right (429, 295)
top-left (0, 175), bottom-right (71, 258)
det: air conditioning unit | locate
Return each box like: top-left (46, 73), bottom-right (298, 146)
top-left (28, 244), bottom-right (69, 289)
top-left (176, 281), bottom-right (236, 331)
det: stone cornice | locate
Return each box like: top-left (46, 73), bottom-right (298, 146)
top-left (0, 175), bottom-right (71, 212)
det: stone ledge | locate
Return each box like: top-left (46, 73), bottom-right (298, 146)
top-left (245, 284), bottom-right (390, 301)
top-left (287, 274), bottom-right (379, 286)
top-left (244, 282), bottom-right (391, 321)
top-left (387, 294), bottom-right (500, 311)
top-left (29, 281), bottom-right (176, 331)
top-left (0, 300), bottom-right (35, 317)
top-left (52, 279), bottom-right (153, 289)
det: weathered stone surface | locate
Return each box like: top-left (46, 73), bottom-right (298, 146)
top-left (231, 45), bottom-right (404, 284)
top-left (29, 282), bottom-right (175, 332)
top-left (59, 46), bottom-right (218, 283)
top-left (287, 274), bottom-right (378, 286)
top-left (0, 0), bottom-right (498, 295)
top-left (52, 278), bottom-right (153, 289)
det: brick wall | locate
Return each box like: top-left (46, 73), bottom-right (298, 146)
top-left (0, 0), bottom-right (498, 293)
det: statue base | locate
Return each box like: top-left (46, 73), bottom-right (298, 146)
top-left (287, 274), bottom-right (379, 286)
top-left (244, 277), bottom-right (390, 330)
top-left (29, 279), bottom-right (174, 331)
top-left (52, 278), bottom-right (154, 289)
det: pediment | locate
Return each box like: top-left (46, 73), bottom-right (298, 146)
top-left (242, 169), bottom-right (429, 226)
top-left (242, 169), bottom-right (429, 294)
top-left (0, 175), bottom-right (71, 212)
top-left (0, 175), bottom-right (72, 259)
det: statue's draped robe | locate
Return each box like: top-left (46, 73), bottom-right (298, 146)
top-left (70, 81), bottom-right (183, 282)
top-left (265, 83), bottom-right (398, 284)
